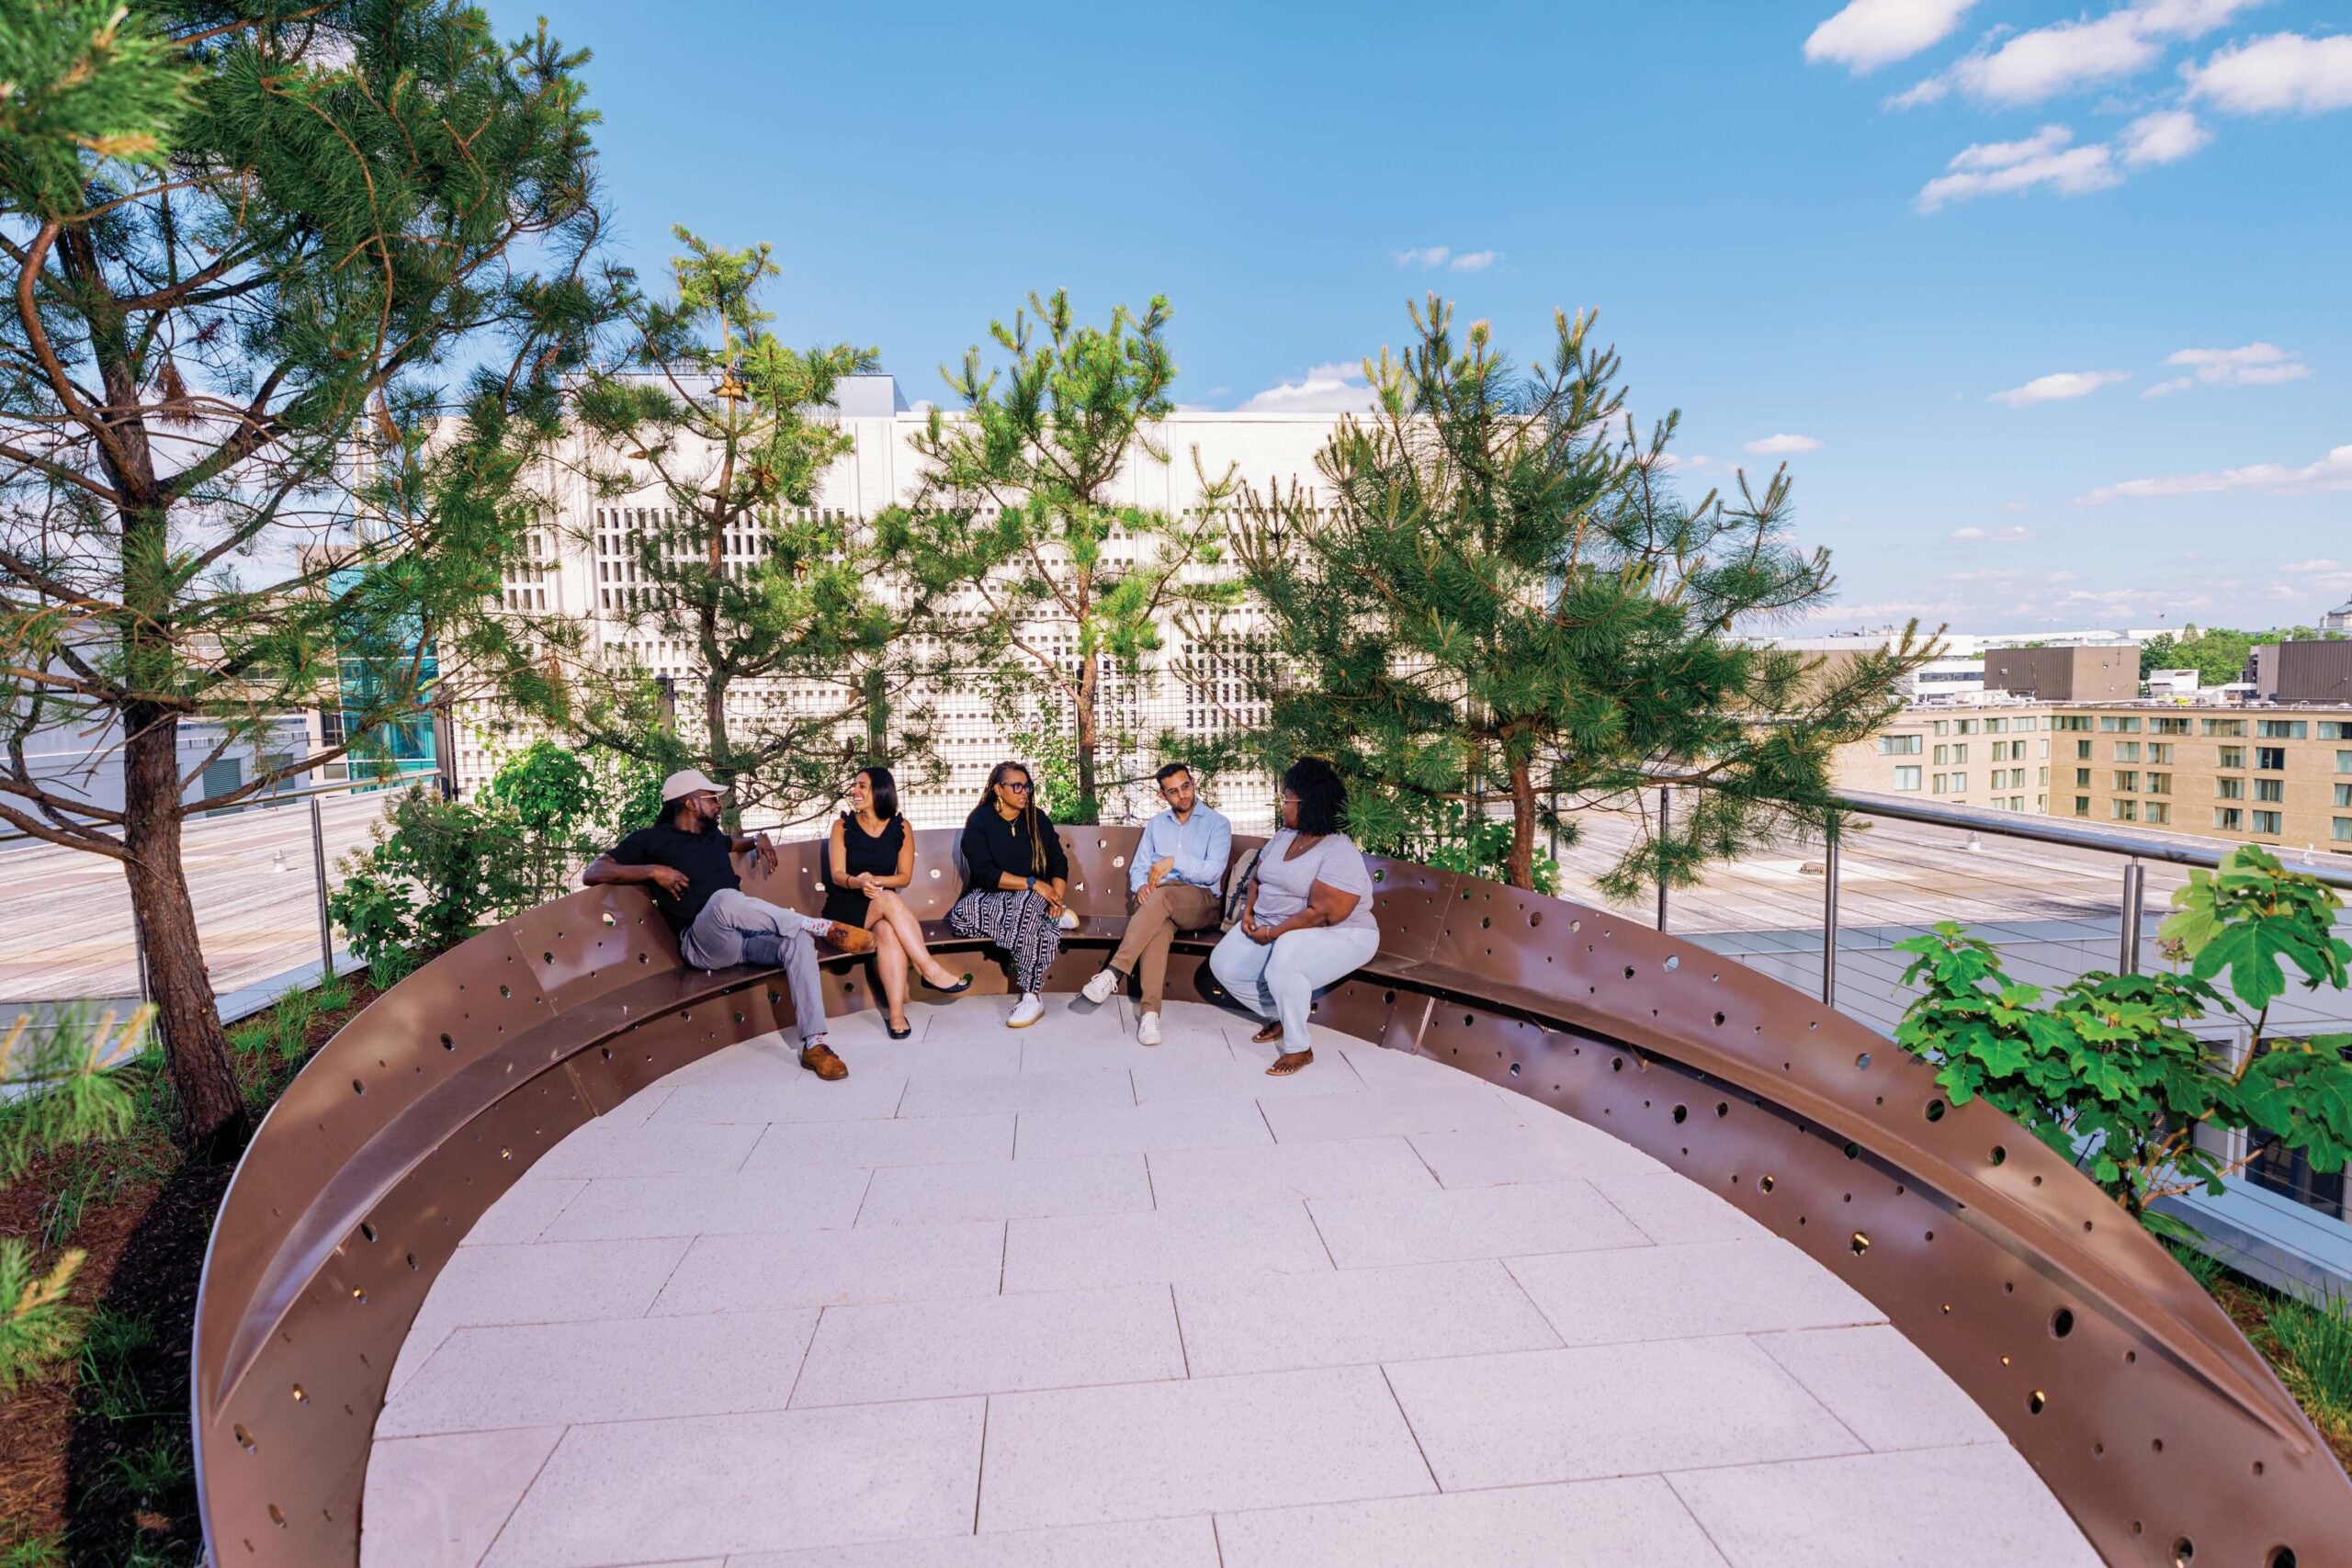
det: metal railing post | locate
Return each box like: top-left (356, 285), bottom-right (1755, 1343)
top-left (1655, 784), bottom-right (1670, 932)
top-left (1821, 828), bottom-right (1841, 1006)
top-left (2119, 858), bottom-right (2144, 976)
top-left (310, 795), bottom-right (334, 978)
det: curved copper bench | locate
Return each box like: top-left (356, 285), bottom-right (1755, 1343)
top-left (192, 827), bottom-right (2351, 1566)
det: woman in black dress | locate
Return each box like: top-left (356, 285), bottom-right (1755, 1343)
top-left (824, 766), bottom-right (969, 1038)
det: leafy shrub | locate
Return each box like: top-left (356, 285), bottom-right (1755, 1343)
top-left (1358, 798), bottom-right (1561, 896)
top-left (1893, 845), bottom-right (2352, 1227)
top-left (0, 1239), bottom-right (85, 1395)
top-left (327, 787), bottom-right (538, 972)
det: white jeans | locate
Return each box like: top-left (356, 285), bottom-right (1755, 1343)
top-left (1208, 924), bottom-right (1380, 1046)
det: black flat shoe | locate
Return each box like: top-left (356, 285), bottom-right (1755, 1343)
top-left (921, 972), bottom-right (973, 995)
top-left (886, 1018), bottom-right (913, 1040)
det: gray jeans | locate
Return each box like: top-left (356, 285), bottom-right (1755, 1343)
top-left (681, 887), bottom-right (831, 1046)
top-left (1208, 923), bottom-right (1380, 1045)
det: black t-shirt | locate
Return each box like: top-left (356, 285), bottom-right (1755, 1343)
top-left (607, 820), bottom-right (740, 932)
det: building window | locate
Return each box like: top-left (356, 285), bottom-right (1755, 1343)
top-left (2219, 746), bottom-right (2245, 770)
top-left (2112, 800), bottom-right (2139, 822)
top-left (2038, 739), bottom-right (2049, 758)
top-left (2337, 784), bottom-right (2352, 809)
top-left (2099, 716), bottom-right (2143, 733)
top-left (1894, 766), bottom-right (1922, 791)
top-left (2322, 722), bottom-right (2352, 740)
top-left (2252, 810), bottom-right (2283, 835)
top-left (1876, 734), bottom-right (1922, 755)
top-left (2075, 796), bottom-right (2092, 818)
top-left (2217, 777), bottom-right (2245, 800)
top-left (1932, 719), bottom-right (1950, 736)
top-left (2202, 718), bottom-right (2247, 737)
top-left (1933, 745), bottom-right (1951, 765)
top-left (2256, 777), bottom-right (2284, 803)
top-left (2113, 771), bottom-right (2140, 792)
top-left (1931, 773), bottom-right (1948, 794)
top-left (2215, 807), bottom-right (2244, 831)
top-left (1986, 717), bottom-right (2008, 733)
top-left (2336, 817), bottom-right (2352, 843)
top-left (2113, 741), bottom-right (2141, 761)
top-left (2145, 802), bottom-right (2170, 825)
top-left (2154, 716), bottom-right (2190, 735)
top-left (2147, 773), bottom-right (2171, 795)
top-left (2038, 767), bottom-right (2049, 785)
top-left (2338, 750), bottom-right (2352, 773)
top-left (2149, 743), bottom-right (2173, 764)
top-left (2257, 747), bottom-right (2288, 771)
top-left (2258, 719), bottom-right (2309, 739)
top-left (1951, 773), bottom-right (1967, 793)
top-left (2018, 717), bottom-right (2039, 732)
top-left (2075, 768), bottom-right (2092, 787)
top-left (1956, 719), bottom-right (1979, 735)
top-left (2055, 716), bottom-right (2093, 732)
top-left (2075, 739), bottom-right (2094, 761)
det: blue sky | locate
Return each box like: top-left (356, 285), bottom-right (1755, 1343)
top-left (499, 0), bottom-right (2350, 635)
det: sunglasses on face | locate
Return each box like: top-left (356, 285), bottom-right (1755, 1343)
top-left (1001, 780), bottom-right (1032, 793)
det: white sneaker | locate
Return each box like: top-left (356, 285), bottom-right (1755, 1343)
top-left (1136, 1012), bottom-right (1162, 1047)
top-left (1057, 908), bottom-right (1080, 931)
top-left (1080, 968), bottom-right (1120, 1005)
top-left (1008, 993), bottom-right (1046, 1029)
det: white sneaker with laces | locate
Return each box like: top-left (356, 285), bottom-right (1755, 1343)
top-left (1080, 968), bottom-right (1120, 1005)
top-left (1008, 993), bottom-right (1046, 1029)
top-left (1136, 1011), bottom-right (1162, 1046)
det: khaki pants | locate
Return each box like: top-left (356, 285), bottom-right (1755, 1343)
top-left (1107, 882), bottom-right (1222, 1012)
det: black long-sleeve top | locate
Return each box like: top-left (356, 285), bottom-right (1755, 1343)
top-left (959, 803), bottom-right (1069, 898)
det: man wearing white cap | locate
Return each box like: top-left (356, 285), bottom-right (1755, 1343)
top-left (585, 769), bottom-right (874, 1080)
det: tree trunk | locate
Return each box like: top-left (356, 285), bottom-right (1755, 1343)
top-left (121, 710), bottom-right (247, 1154)
top-left (1507, 752), bottom-right (1538, 891)
top-left (1073, 648), bottom-right (1102, 824)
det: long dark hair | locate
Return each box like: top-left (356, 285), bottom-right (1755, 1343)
top-left (1282, 757), bottom-right (1348, 837)
top-left (853, 765), bottom-right (899, 823)
top-left (980, 759), bottom-right (1047, 874)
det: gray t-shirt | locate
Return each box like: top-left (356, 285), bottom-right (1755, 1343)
top-left (1250, 830), bottom-right (1378, 934)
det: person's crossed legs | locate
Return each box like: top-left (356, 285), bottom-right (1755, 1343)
top-left (683, 888), bottom-right (864, 1078)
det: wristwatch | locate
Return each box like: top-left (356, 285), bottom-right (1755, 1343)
top-left (1024, 875), bottom-right (1036, 893)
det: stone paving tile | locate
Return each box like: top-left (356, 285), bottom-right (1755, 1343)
top-left (379, 1309), bottom-right (820, 1436)
top-left (359, 1425), bottom-right (563, 1568)
top-left (1127, 1051), bottom-right (1368, 1105)
top-left (899, 1066), bottom-right (1137, 1118)
top-left (462, 1178), bottom-right (585, 1246)
top-left (1212, 1476), bottom-right (1731, 1568)
top-left (742, 1114), bottom-right (1014, 1173)
top-left (1664, 1443), bottom-right (2101, 1567)
top-left (1307, 1179), bottom-right (1650, 1269)
top-left (1012, 1098), bottom-right (1273, 1160)
top-left (1257, 1087), bottom-right (1521, 1144)
top-left (791, 1283), bottom-right (1184, 1407)
top-left (1003, 1203), bottom-right (1332, 1293)
top-left (527, 1120), bottom-right (765, 1181)
top-left (1385, 1337), bottom-right (1863, 1490)
top-left (539, 1168), bottom-right (872, 1242)
top-left (1406, 1121), bottom-right (1665, 1187)
top-left (1146, 1136), bottom-right (1439, 1209)
top-left (1174, 1258), bottom-right (1560, 1378)
top-left (855, 1154), bottom-right (1150, 1226)
top-left (978, 1365), bottom-right (1434, 1532)
top-left (1333, 1043), bottom-right (1473, 1091)
top-left (1585, 1168), bottom-right (1772, 1244)
top-left (1752, 1325), bottom-right (2004, 1450)
top-left (728, 1517), bottom-right (1220, 1566)
top-left (653, 1223), bottom-right (1005, 1315)
top-left (1505, 1238), bottom-right (1881, 1347)
top-left (389, 1235), bottom-right (691, 1400)
top-left (844, 1035), bottom-right (1024, 1079)
top-left (650, 1073), bottom-right (911, 1126)
top-left (481, 1399), bottom-right (987, 1568)
top-left (1224, 1032), bottom-right (1373, 1088)
top-left (595, 1084), bottom-right (675, 1129)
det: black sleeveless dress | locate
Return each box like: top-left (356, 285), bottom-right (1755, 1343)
top-left (821, 813), bottom-right (908, 929)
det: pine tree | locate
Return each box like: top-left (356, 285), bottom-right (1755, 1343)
top-left (551, 228), bottom-right (943, 827)
top-left (1234, 296), bottom-right (1931, 893)
top-left (883, 289), bottom-right (1240, 822)
top-left (0, 2), bottom-right (616, 1148)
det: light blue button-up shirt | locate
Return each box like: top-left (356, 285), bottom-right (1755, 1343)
top-left (1131, 803), bottom-right (1233, 894)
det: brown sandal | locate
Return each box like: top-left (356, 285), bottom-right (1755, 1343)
top-left (1250, 1021), bottom-right (1284, 1045)
top-left (1264, 1048), bottom-right (1314, 1077)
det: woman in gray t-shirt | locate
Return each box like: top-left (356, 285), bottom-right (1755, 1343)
top-left (1209, 758), bottom-right (1382, 1077)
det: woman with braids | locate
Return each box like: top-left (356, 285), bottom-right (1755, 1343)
top-left (949, 760), bottom-right (1071, 1028)
top-left (824, 765), bottom-right (973, 1039)
top-left (1209, 757), bottom-right (1380, 1077)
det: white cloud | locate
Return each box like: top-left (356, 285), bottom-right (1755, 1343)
top-left (1988, 368), bottom-right (2131, 406)
top-left (1951, 525), bottom-right (2030, 541)
top-left (2282, 558), bottom-right (2344, 572)
top-left (1238, 361), bottom-right (1378, 413)
top-left (2118, 108), bottom-right (2212, 164)
top-left (2166, 341), bottom-right (2312, 386)
top-left (1393, 246), bottom-right (1501, 273)
top-left (1896, 0), bottom-right (2263, 107)
top-left (1804, 0), bottom-right (1977, 73)
top-left (1745, 433), bottom-right (1824, 454)
top-left (2076, 443), bottom-right (2352, 503)
top-left (2142, 375), bottom-right (2197, 397)
top-left (1916, 125), bottom-right (2119, 209)
top-left (2185, 32), bottom-right (2352, 115)
top-left (2002, 498), bottom-right (2030, 512)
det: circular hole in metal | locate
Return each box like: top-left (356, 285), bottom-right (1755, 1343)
top-left (1570, 919), bottom-right (1581, 931)
top-left (1509, 1063), bottom-right (1521, 1077)
top-left (1715, 1101), bottom-right (1729, 1118)
top-left (234, 1424), bottom-right (255, 1451)
top-left (2151, 1437), bottom-right (2163, 1452)
top-left (1672, 1105), bottom-right (1688, 1123)
top-left (1664, 954), bottom-right (1679, 972)
top-left (1480, 916), bottom-right (1492, 930)
top-left (1529, 911), bottom-right (1543, 927)
top-left (1925, 1099), bottom-right (1946, 1122)
top-left (1623, 965), bottom-right (1635, 979)
top-left (359, 1223), bottom-right (376, 1243)
top-left (351, 1079), bottom-right (365, 1096)
top-left (1843, 1141), bottom-right (1860, 1159)
top-left (2030, 1390), bottom-right (2047, 1415)
top-left (2267, 1550), bottom-right (2294, 1568)
top-left (602, 911), bottom-right (616, 927)
top-left (1850, 1232), bottom-right (1870, 1255)
top-left (2172, 1539), bottom-right (2193, 1567)
top-left (1758, 1175), bottom-right (1775, 1193)
top-left (290, 1384), bottom-right (307, 1403)
top-left (1611, 1056), bottom-right (1624, 1072)
top-left (2052, 1308), bottom-right (2075, 1338)
top-left (440, 1032), bottom-right (454, 1051)
top-left (1991, 1145), bottom-right (2007, 1166)
top-left (1854, 1052), bottom-right (1871, 1070)
top-left (269, 1504), bottom-right (287, 1527)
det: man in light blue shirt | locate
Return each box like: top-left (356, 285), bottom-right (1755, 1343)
top-left (1078, 761), bottom-right (1232, 1044)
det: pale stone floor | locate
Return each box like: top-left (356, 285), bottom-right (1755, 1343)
top-left (362, 996), bottom-right (2100, 1568)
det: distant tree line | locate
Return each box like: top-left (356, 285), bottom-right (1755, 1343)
top-left (2139, 626), bottom-right (2346, 687)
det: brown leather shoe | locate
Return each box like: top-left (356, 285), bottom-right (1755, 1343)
top-left (799, 1042), bottom-right (848, 1080)
top-left (825, 921), bottom-right (876, 955)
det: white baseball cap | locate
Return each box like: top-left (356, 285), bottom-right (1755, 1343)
top-left (660, 768), bottom-right (722, 803)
